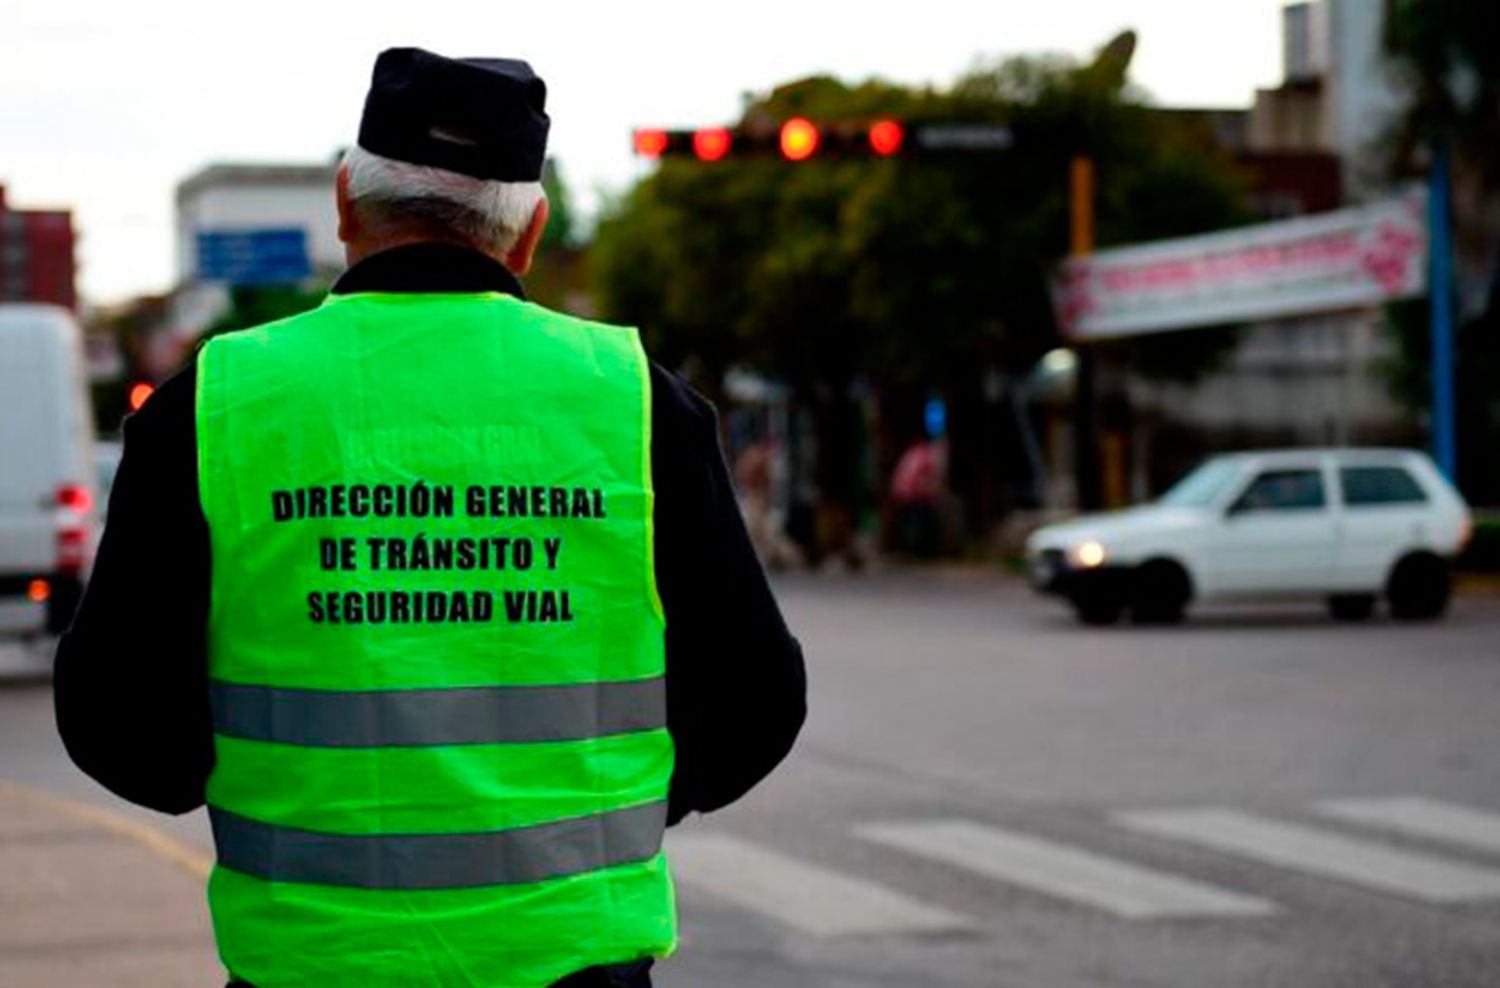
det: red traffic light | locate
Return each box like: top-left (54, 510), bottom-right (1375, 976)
top-left (780, 118), bottom-right (820, 161)
top-left (693, 127), bottom-right (732, 162)
top-left (869, 119), bottom-right (905, 157)
top-left (633, 129), bottom-right (670, 159)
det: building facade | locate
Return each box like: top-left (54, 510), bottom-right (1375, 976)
top-left (169, 161), bottom-right (342, 346)
top-left (1087, 0), bottom-right (1420, 505)
top-left (0, 185), bottom-right (76, 310)
top-left (1248, 0), bottom-right (1408, 199)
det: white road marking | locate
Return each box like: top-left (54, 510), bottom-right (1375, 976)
top-left (1117, 808), bottom-right (1500, 903)
top-left (1317, 797), bottom-right (1500, 857)
top-left (855, 820), bottom-right (1276, 919)
top-left (667, 833), bottom-right (973, 938)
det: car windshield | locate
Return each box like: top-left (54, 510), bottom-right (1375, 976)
top-left (1158, 458), bottom-right (1242, 509)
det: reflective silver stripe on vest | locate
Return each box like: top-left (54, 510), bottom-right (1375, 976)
top-left (209, 800), bottom-right (668, 890)
top-left (210, 677), bottom-right (666, 747)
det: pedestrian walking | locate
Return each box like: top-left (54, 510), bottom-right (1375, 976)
top-left (889, 436), bottom-right (948, 557)
top-left (54, 48), bottom-right (806, 988)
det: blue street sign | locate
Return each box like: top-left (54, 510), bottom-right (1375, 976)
top-left (196, 228), bottom-right (311, 285)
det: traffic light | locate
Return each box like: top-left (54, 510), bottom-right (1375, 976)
top-left (868, 119), bottom-right (904, 157)
top-left (692, 127), bottom-right (733, 162)
top-left (779, 118), bottom-right (820, 161)
top-left (632, 119), bottom-right (1009, 162)
top-left (632, 128), bottom-right (671, 158)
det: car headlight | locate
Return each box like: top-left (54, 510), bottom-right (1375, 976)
top-left (1071, 540), bottom-right (1108, 568)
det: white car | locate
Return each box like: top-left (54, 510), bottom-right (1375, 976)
top-left (1026, 448), bottom-right (1471, 625)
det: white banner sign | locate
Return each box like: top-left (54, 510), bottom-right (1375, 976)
top-left (1054, 189), bottom-right (1428, 339)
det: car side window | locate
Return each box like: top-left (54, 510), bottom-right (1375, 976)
top-left (1340, 466), bottom-right (1428, 507)
top-left (1230, 469), bottom-right (1326, 513)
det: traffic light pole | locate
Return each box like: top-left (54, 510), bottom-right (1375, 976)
top-left (1429, 139), bottom-right (1458, 482)
top-left (1070, 156), bottom-right (1103, 511)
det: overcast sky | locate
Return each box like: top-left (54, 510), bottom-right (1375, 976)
top-left (3, 0), bottom-right (1290, 305)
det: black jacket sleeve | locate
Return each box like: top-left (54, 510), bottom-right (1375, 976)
top-left (54, 364), bottom-right (213, 815)
top-left (54, 359), bottom-right (806, 823)
top-left (650, 365), bottom-right (807, 823)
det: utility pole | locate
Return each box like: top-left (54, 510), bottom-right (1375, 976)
top-left (1428, 139), bottom-right (1458, 482)
top-left (1070, 155), bottom-right (1103, 511)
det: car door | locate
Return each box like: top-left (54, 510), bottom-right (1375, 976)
top-left (1333, 461), bottom-right (1433, 591)
top-left (1202, 464), bottom-right (1338, 596)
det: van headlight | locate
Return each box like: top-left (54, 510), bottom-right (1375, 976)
top-left (1070, 540), bottom-right (1108, 568)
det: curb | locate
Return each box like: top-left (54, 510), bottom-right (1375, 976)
top-left (1455, 574), bottom-right (1500, 596)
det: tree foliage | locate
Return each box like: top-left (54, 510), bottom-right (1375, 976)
top-left (1382, 0), bottom-right (1500, 501)
top-left (527, 159), bottom-right (590, 314)
top-left (539, 158), bottom-right (576, 251)
top-left (590, 53), bottom-right (1250, 397)
top-left (1383, 0), bottom-right (1500, 187)
top-left (203, 284), bottom-right (329, 340)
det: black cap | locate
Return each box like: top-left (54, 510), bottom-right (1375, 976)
top-left (357, 48), bottom-right (550, 182)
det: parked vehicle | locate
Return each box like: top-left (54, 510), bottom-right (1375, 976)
top-left (0, 304), bottom-right (100, 634)
top-left (1027, 449), bottom-right (1472, 625)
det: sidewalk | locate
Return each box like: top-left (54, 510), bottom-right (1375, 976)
top-left (0, 780), bottom-right (223, 987)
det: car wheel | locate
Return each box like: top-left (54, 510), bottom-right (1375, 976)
top-left (1130, 560), bottom-right (1191, 625)
top-left (1071, 594), bottom-right (1124, 626)
top-left (1327, 594), bottom-right (1376, 621)
top-left (1386, 554), bottom-right (1452, 621)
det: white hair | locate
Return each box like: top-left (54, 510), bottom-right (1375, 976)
top-left (341, 144), bottom-right (544, 253)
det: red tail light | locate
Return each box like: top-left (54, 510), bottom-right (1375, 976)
top-left (55, 484), bottom-right (94, 575)
top-left (58, 528), bottom-right (88, 574)
top-left (28, 579), bottom-right (51, 604)
top-left (57, 484), bottom-right (94, 515)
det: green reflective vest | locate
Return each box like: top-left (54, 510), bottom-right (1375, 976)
top-left (196, 291), bottom-right (676, 988)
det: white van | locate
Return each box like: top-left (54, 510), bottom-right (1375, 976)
top-left (1027, 448), bottom-right (1472, 625)
top-left (0, 304), bottom-right (100, 634)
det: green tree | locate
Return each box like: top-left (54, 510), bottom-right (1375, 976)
top-left (1383, 0), bottom-right (1500, 189)
top-left (203, 284), bottom-right (328, 340)
top-left (595, 55), bottom-right (1245, 384)
top-left (527, 158), bottom-right (590, 314)
top-left (590, 45), bottom-right (1249, 535)
top-left (540, 158), bottom-right (577, 251)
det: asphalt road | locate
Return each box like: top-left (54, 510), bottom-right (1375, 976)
top-left (4, 573), bottom-right (1500, 987)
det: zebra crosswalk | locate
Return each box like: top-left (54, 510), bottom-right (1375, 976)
top-left (1315, 796), bottom-right (1500, 857)
top-left (667, 833), bottom-right (972, 937)
top-left (666, 796), bottom-right (1500, 939)
top-left (857, 819), bottom-right (1275, 919)
top-left (1116, 807), bottom-right (1500, 903)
